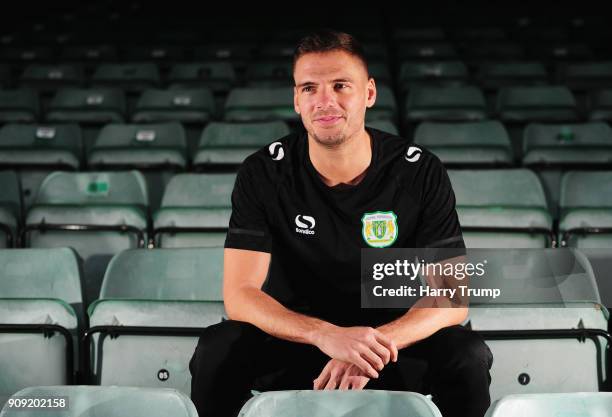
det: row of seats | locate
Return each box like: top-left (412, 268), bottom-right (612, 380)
top-left (2, 387), bottom-right (610, 417)
top-left (1, 168), bottom-right (611, 307)
top-left (2, 85), bottom-right (612, 126)
top-left (3, 60), bottom-right (612, 91)
top-left (0, 247), bottom-right (609, 406)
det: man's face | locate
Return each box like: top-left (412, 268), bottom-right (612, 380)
top-left (293, 50), bottom-right (376, 148)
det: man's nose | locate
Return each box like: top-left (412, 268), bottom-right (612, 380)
top-left (315, 87), bottom-right (337, 109)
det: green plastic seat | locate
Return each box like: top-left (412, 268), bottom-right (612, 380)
top-left (19, 64), bottom-right (83, 93)
top-left (588, 89), bottom-right (612, 121)
top-left (522, 122), bottom-right (612, 166)
top-left (61, 45), bottom-right (118, 63)
top-left (463, 42), bottom-right (524, 60)
top-left (415, 121), bottom-right (512, 166)
top-left (246, 60), bottom-right (293, 87)
top-left (91, 63), bottom-right (161, 93)
top-left (0, 248), bottom-right (83, 406)
top-left (405, 86), bottom-right (487, 122)
top-left (46, 88), bottom-right (126, 124)
top-left (0, 89), bottom-right (39, 123)
top-left (122, 45), bottom-right (186, 62)
top-left (224, 87), bottom-right (298, 122)
top-left (363, 43), bottom-right (389, 61)
top-left (1, 386), bottom-right (198, 417)
top-left (394, 28), bottom-right (445, 41)
top-left (168, 62), bottom-right (236, 93)
top-left (0, 171), bottom-right (20, 248)
top-left (0, 65), bottom-right (10, 88)
top-left (467, 248), bottom-right (609, 401)
top-left (25, 171), bottom-right (149, 305)
top-left (448, 169), bottom-right (552, 247)
top-left (399, 61), bottom-right (467, 91)
top-left (239, 390), bottom-right (442, 417)
top-left (497, 86), bottom-right (578, 122)
top-left (194, 44), bottom-right (254, 69)
top-left (87, 248), bottom-right (225, 393)
top-left (484, 392), bottom-right (612, 417)
top-left (0, 47), bottom-right (54, 63)
top-left (478, 62), bottom-right (548, 90)
top-left (154, 173), bottom-right (235, 247)
top-left (397, 42), bottom-right (456, 60)
top-left (131, 88), bottom-right (215, 124)
top-left (194, 121), bottom-right (290, 166)
top-left (0, 124), bottom-right (83, 208)
top-left (529, 43), bottom-right (592, 61)
top-left (366, 120), bottom-right (399, 135)
top-left (366, 85), bottom-right (397, 122)
top-left (557, 61), bottom-right (612, 91)
top-left (453, 27), bottom-right (506, 41)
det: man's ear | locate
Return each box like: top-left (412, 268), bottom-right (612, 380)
top-left (366, 77), bottom-right (377, 109)
top-left (293, 86), bottom-right (300, 114)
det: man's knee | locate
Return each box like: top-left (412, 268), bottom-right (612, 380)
top-left (434, 326), bottom-right (493, 375)
top-left (190, 320), bottom-right (263, 375)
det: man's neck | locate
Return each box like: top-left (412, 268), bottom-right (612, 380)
top-left (308, 128), bottom-right (372, 187)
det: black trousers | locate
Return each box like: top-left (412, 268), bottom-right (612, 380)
top-left (190, 320), bottom-right (493, 417)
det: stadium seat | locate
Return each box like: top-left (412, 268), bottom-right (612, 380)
top-left (60, 45), bottom-right (118, 68)
top-left (414, 120), bottom-right (513, 166)
top-left (258, 43), bottom-right (295, 59)
top-left (0, 386), bottom-right (198, 417)
top-left (0, 89), bottom-right (39, 123)
top-left (194, 43), bottom-right (254, 70)
top-left (448, 169), bottom-right (553, 247)
top-left (153, 173), bottom-right (234, 247)
top-left (224, 87), bottom-right (298, 123)
top-left (0, 248), bottom-right (83, 406)
top-left (88, 122), bottom-right (186, 210)
top-left (245, 60), bottom-right (293, 87)
top-left (497, 86), bottom-right (578, 122)
top-left (0, 124), bottom-right (82, 209)
top-left (46, 88), bottom-right (126, 124)
top-left (0, 47), bottom-right (54, 64)
top-left (0, 65), bottom-right (10, 88)
top-left (239, 390), bottom-right (443, 417)
top-left (121, 45), bottom-right (186, 66)
top-left (396, 42), bottom-right (457, 60)
top-left (484, 393), bottom-right (612, 417)
top-left (588, 89), bottom-right (612, 121)
top-left (368, 61), bottom-right (392, 86)
top-left (23, 171), bottom-right (149, 305)
top-left (522, 122), bottom-right (612, 167)
top-left (168, 62), bottom-right (236, 94)
top-left (557, 61), bottom-right (612, 91)
top-left (131, 88), bottom-right (215, 124)
top-left (477, 62), bottom-right (548, 91)
top-left (468, 248), bottom-right (610, 400)
top-left (453, 27), bottom-right (506, 41)
top-left (91, 63), bottom-right (161, 93)
top-left (394, 27), bottom-right (445, 41)
top-left (19, 64), bottom-right (83, 93)
top-left (0, 171), bottom-right (20, 247)
top-left (398, 61), bottom-right (468, 92)
top-left (404, 86), bottom-right (487, 123)
top-left (193, 121), bottom-right (290, 167)
top-left (528, 43), bottom-right (593, 62)
top-left (366, 85), bottom-right (397, 122)
top-left (462, 42), bottom-right (524, 61)
top-left (85, 248), bottom-right (225, 393)
top-left (559, 171), bottom-right (612, 248)
top-left (366, 120), bottom-right (399, 135)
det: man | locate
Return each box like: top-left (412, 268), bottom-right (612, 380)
top-left (190, 30), bottom-right (493, 417)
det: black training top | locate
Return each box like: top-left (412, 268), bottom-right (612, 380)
top-left (225, 127), bottom-right (465, 327)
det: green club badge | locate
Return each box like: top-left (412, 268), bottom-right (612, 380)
top-left (362, 211), bottom-right (398, 248)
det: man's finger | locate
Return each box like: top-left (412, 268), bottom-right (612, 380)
top-left (354, 377), bottom-right (369, 390)
top-left (373, 330), bottom-right (399, 362)
top-left (359, 345), bottom-right (385, 371)
top-left (339, 374), bottom-right (351, 390)
top-left (352, 354), bottom-right (379, 379)
top-left (314, 362), bottom-right (333, 390)
top-left (324, 376), bottom-right (338, 390)
top-left (369, 339), bottom-right (391, 365)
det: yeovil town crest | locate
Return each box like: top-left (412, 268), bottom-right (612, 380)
top-left (361, 211), bottom-right (398, 248)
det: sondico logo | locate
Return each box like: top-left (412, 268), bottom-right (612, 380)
top-left (268, 142), bottom-right (284, 161)
top-left (405, 146), bottom-right (422, 163)
top-left (295, 215), bottom-right (316, 235)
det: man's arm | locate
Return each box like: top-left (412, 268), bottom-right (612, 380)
top-left (223, 248), bottom-right (397, 378)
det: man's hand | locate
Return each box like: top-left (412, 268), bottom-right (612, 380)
top-left (313, 359), bottom-right (370, 390)
top-left (311, 325), bottom-right (398, 378)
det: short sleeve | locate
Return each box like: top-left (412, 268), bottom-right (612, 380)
top-left (224, 162), bottom-right (273, 253)
top-left (414, 156), bottom-right (465, 249)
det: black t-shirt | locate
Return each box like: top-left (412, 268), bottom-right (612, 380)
top-left (225, 127), bottom-right (465, 327)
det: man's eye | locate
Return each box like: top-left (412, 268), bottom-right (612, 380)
top-left (335, 83), bottom-right (347, 90)
top-left (302, 86), bottom-right (314, 93)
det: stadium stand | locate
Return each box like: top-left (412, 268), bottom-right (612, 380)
top-left (0, 171), bottom-right (20, 248)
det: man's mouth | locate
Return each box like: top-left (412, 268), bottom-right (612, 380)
top-left (314, 115), bottom-right (343, 125)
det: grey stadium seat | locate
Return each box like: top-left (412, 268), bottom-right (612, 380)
top-left (366, 85), bottom-right (397, 122)
top-left (0, 89), bottom-right (39, 123)
top-left (404, 86), bottom-right (487, 123)
top-left (19, 64), bottom-right (83, 93)
top-left (224, 87), bottom-right (298, 123)
top-left (477, 62), bottom-right (548, 91)
top-left (0, 386), bottom-right (198, 417)
top-left (484, 393), bottom-right (612, 417)
top-left (153, 173), bottom-right (235, 247)
top-left (168, 62), bottom-right (236, 94)
top-left (399, 61), bottom-right (468, 92)
top-left (497, 86), bottom-right (578, 122)
top-left (85, 248), bottom-right (225, 394)
top-left (448, 169), bottom-right (553, 248)
top-left (131, 88), bottom-right (215, 124)
top-left (23, 171), bottom-right (149, 306)
top-left (0, 171), bottom-right (20, 247)
top-left (91, 63), bottom-right (161, 93)
top-left (0, 248), bottom-right (83, 407)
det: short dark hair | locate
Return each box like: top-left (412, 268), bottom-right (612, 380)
top-left (293, 30), bottom-right (369, 76)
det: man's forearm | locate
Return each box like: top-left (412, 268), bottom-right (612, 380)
top-left (225, 287), bottom-right (334, 345)
top-left (376, 297), bottom-right (468, 350)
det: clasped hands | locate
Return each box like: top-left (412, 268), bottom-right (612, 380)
top-left (311, 326), bottom-right (398, 390)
